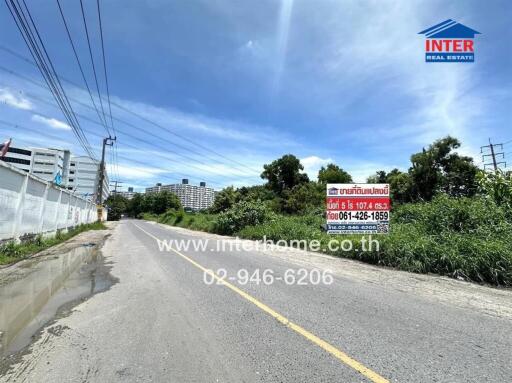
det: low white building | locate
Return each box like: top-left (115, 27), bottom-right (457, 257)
top-left (0, 144), bottom-right (109, 203)
top-left (146, 179), bottom-right (215, 211)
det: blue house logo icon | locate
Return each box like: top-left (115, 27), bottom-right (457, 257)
top-left (419, 19), bottom-right (480, 62)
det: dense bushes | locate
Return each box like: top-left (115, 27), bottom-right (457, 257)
top-left (105, 190), bottom-right (182, 221)
top-left (239, 197), bottom-right (512, 285)
top-left (144, 210), bottom-right (217, 233)
top-left (213, 201), bottom-right (274, 235)
top-left (379, 196), bottom-right (512, 284)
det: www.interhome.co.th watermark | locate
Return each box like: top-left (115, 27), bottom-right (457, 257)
top-left (156, 235), bottom-right (380, 254)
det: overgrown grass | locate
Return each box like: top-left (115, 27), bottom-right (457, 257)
top-left (0, 222), bottom-right (106, 266)
top-left (145, 196), bottom-right (512, 286)
top-left (143, 210), bottom-right (218, 232)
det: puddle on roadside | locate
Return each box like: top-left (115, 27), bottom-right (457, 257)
top-left (0, 242), bottom-right (118, 363)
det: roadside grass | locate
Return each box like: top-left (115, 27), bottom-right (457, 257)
top-left (0, 222), bottom-right (106, 266)
top-left (144, 196), bottom-right (512, 286)
top-left (143, 210), bottom-right (218, 232)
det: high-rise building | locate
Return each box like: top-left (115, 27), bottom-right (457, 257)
top-left (146, 180), bottom-right (215, 210)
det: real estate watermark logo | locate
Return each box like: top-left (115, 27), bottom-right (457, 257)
top-left (418, 19), bottom-right (480, 63)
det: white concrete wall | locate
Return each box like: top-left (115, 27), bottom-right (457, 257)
top-left (0, 161), bottom-right (103, 242)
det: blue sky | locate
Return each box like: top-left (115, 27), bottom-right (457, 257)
top-left (1, 0), bottom-right (511, 191)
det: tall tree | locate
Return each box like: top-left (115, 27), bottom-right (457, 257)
top-left (152, 190), bottom-right (182, 214)
top-left (318, 163), bottom-right (352, 184)
top-left (127, 193), bottom-right (144, 217)
top-left (210, 186), bottom-right (239, 213)
top-left (105, 194), bottom-right (128, 221)
top-left (261, 154), bottom-right (309, 195)
top-left (410, 136), bottom-right (478, 200)
top-left (367, 170), bottom-right (387, 184)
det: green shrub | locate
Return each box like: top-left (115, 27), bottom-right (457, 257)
top-left (393, 194), bottom-right (511, 235)
top-left (214, 200), bottom-right (273, 235)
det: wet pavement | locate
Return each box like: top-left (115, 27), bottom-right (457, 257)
top-left (0, 226), bottom-right (117, 362)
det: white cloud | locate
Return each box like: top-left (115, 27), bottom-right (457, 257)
top-left (112, 95), bottom-right (298, 149)
top-left (32, 114), bottom-right (71, 131)
top-left (0, 88), bottom-right (32, 110)
top-left (301, 155), bottom-right (332, 179)
top-left (116, 164), bottom-right (166, 179)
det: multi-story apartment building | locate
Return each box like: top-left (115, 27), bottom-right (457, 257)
top-left (146, 179), bottom-right (215, 211)
top-left (31, 148), bottom-right (71, 185)
top-left (0, 144), bottom-right (109, 202)
top-left (68, 156), bottom-right (109, 202)
top-left (115, 187), bottom-right (136, 200)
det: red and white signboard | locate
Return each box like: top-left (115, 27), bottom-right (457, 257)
top-left (326, 183), bottom-right (390, 234)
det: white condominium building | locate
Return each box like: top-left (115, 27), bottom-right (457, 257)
top-left (146, 179), bottom-right (215, 211)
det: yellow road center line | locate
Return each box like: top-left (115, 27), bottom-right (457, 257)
top-left (133, 222), bottom-right (389, 383)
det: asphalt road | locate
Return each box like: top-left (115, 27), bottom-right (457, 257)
top-left (2, 219), bottom-right (512, 382)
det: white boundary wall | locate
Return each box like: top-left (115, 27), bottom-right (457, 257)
top-left (0, 161), bottom-right (103, 242)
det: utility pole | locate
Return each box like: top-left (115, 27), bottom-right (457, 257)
top-left (481, 138), bottom-right (506, 172)
top-left (110, 180), bottom-right (123, 194)
top-left (97, 136), bottom-right (116, 221)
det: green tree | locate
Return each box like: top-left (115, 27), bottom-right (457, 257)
top-left (387, 170), bottom-right (414, 204)
top-left (237, 185), bottom-right (275, 203)
top-left (127, 193), bottom-right (144, 217)
top-left (105, 194), bottom-right (128, 221)
top-left (261, 154), bottom-right (309, 195)
top-left (284, 182), bottom-right (324, 214)
top-left (152, 190), bottom-right (182, 214)
top-left (367, 170), bottom-right (387, 184)
top-left (318, 163), bottom-right (352, 184)
top-left (210, 186), bottom-right (240, 213)
top-left (141, 193), bottom-right (156, 214)
top-left (441, 153), bottom-right (479, 197)
top-left (410, 136), bottom-right (478, 201)
top-left (367, 169), bottom-right (413, 204)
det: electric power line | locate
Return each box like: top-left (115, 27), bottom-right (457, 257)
top-left (1, 81), bottom-right (257, 180)
top-left (96, 0), bottom-right (120, 184)
top-left (0, 44), bottom-right (261, 175)
top-left (55, 0), bottom-right (110, 135)
top-left (4, 0), bottom-right (97, 161)
top-left (96, 0), bottom-right (114, 133)
top-left (78, 0), bottom-right (109, 136)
